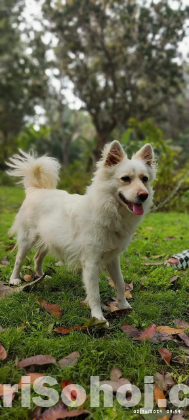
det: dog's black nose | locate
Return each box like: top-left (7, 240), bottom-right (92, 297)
top-left (137, 191), bottom-right (148, 202)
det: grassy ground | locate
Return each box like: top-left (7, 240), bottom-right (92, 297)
top-left (0, 186), bottom-right (189, 420)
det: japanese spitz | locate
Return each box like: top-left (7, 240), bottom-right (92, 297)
top-left (7, 141), bottom-right (156, 323)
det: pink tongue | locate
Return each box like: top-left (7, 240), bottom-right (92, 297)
top-left (132, 203), bottom-right (144, 215)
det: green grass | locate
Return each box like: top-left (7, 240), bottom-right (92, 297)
top-left (0, 186), bottom-right (189, 419)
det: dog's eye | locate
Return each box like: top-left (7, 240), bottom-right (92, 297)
top-left (121, 176), bottom-right (131, 183)
top-left (142, 176), bottom-right (148, 183)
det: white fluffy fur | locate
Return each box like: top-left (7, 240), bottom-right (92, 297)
top-left (7, 142), bottom-right (156, 323)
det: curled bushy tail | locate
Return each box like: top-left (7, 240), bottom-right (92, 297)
top-left (6, 149), bottom-right (61, 190)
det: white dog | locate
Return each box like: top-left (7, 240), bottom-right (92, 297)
top-left (7, 141), bottom-right (156, 323)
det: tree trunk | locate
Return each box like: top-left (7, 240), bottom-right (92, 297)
top-left (94, 129), bottom-right (114, 161)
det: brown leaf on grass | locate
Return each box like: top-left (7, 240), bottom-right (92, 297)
top-left (165, 236), bottom-right (175, 240)
top-left (106, 308), bottom-right (132, 319)
top-left (100, 378), bottom-right (130, 393)
top-left (6, 245), bottom-right (15, 252)
top-left (0, 256), bottom-right (9, 265)
top-left (34, 297), bottom-right (64, 319)
top-left (122, 323), bottom-right (142, 338)
top-left (158, 348), bottom-right (172, 364)
top-left (178, 333), bottom-right (189, 347)
top-left (142, 256), bottom-right (149, 260)
top-left (142, 262), bottom-right (164, 266)
top-left (169, 275), bottom-right (180, 283)
top-left (0, 283), bottom-right (15, 297)
top-left (18, 373), bottom-right (45, 389)
top-left (110, 367), bottom-right (123, 381)
top-left (173, 319), bottom-right (189, 329)
top-left (150, 332), bottom-right (173, 344)
top-left (156, 326), bottom-right (185, 334)
top-left (171, 414), bottom-right (185, 420)
top-left (125, 282), bottom-right (133, 298)
top-left (0, 343), bottom-right (7, 360)
top-left (107, 301), bottom-right (118, 312)
top-left (0, 384), bottom-right (16, 407)
top-left (133, 324), bottom-right (156, 341)
top-left (107, 277), bottom-right (115, 288)
top-left (62, 380), bottom-right (86, 405)
top-left (23, 274), bottom-right (32, 282)
top-left (154, 384), bottom-right (166, 409)
top-left (58, 351), bottom-right (80, 368)
top-left (146, 226), bottom-right (153, 230)
top-left (154, 372), bottom-right (175, 391)
top-left (54, 326), bottom-right (87, 335)
top-left (33, 401), bottom-right (90, 420)
top-left (125, 282), bottom-right (133, 291)
top-left (125, 291), bottom-right (132, 298)
top-left (17, 355), bottom-right (56, 368)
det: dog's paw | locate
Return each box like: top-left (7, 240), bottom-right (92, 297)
top-left (118, 300), bottom-right (132, 310)
top-left (9, 278), bottom-right (21, 286)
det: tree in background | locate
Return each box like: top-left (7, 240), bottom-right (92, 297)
top-left (0, 0), bottom-right (47, 165)
top-left (43, 0), bottom-right (189, 158)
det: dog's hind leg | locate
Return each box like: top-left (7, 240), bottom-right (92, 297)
top-left (106, 257), bottom-right (132, 310)
top-left (10, 234), bottom-right (33, 286)
top-left (34, 248), bottom-right (47, 277)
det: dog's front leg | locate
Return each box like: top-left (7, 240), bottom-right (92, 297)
top-left (82, 260), bottom-right (107, 322)
top-left (106, 257), bottom-right (132, 310)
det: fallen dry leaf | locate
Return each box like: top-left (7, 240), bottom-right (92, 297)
top-left (54, 326), bottom-right (87, 335)
top-left (107, 278), bottom-right (115, 288)
top-left (122, 323), bottom-right (142, 338)
top-left (154, 384), bottom-right (166, 409)
top-left (154, 372), bottom-right (175, 391)
top-left (34, 297), bottom-right (64, 319)
top-left (107, 301), bottom-right (118, 312)
top-left (178, 333), bottom-right (189, 347)
top-left (110, 367), bottom-right (123, 381)
top-left (106, 308), bottom-right (131, 319)
top-left (133, 324), bottom-right (156, 341)
top-left (173, 319), bottom-right (189, 329)
top-left (33, 401), bottom-right (90, 419)
top-left (150, 332), bottom-right (173, 344)
top-left (142, 262), bottom-right (164, 266)
top-left (169, 275), bottom-right (180, 283)
top-left (58, 351), bottom-right (80, 368)
top-left (125, 282), bottom-right (133, 291)
top-left (0, 256), bottom-right (9, 266)
top-left (23, 274), bottom-right (32, 282)
top-left (165, 236), bottom-right (175, 240)
top-left (0, 384), bottom-right (16, 407)
top-left (62, 379), bottom-right (86, 405)
top-left (0, 344), bottom-right (7, 360)
top-left (146, 226), bottom-right (153, 230)
top-left (125, 291), bottom-right (132, 298)
top-left (100, 378), bottom-right (130, 393)
top-left (18, 373), bottom-right (45, 389)
top-left (156, 326), bottom-right (185, 334)
top-left (17, 355), bottom-right (56, 368)
top-left (158, 348), bottom-right (172, 364)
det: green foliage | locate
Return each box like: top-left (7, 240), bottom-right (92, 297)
top-left (43, 0), bottom-right (189, 154)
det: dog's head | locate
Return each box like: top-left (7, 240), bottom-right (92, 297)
top-left (99, 140), bottom-right (156, 216)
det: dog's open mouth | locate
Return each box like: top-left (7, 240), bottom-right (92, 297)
top-left (119, 193), bottom-right (144, 215)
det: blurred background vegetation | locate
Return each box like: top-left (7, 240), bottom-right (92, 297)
top-left (0, 0), bottom-right (189, 211)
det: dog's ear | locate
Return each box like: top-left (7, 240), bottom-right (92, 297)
top-left (104, 141), bottom-right (125, 167)
top-left (133, 143), bottom-right (154, 167)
